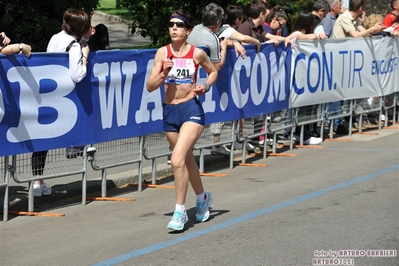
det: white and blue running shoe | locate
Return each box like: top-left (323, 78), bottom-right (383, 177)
top-left (196, 192), bottom-right (213, 222)
top-left (167, 210), bottom-right (188, 231)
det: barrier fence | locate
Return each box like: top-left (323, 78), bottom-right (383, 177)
top-left (1, 92), bottom-right (398, 221)
top-left (89, 137), bottom-right (143, 193)
top-left (1, 157), bottom-right (10, 221)
top-left (10, 148), bottom-right (88, 212)
top-left (1, 37), bottom-right (398, 220)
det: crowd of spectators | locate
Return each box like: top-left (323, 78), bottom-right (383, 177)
top-left (1, 0), bottom-right (397, 230)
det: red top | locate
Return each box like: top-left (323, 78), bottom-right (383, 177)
top-left (164, 44), bottom-right (198, 85)
top-left (383, 12), bottom-right (398, 27)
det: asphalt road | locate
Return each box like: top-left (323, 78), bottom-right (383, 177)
top-left (91, 11), bottom-right (152, 49)
top-left (1, 129), bottom-right (398, 266)
top-left (1, 12), bottom-right (398, 266)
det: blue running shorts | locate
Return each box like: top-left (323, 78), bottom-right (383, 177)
top-left (163, 97), bottom-right (205, 132)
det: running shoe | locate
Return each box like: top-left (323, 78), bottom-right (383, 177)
top-left (196, 192), bottom-right (213, 222)
top-left (167, 210), bottom-right (188, 231)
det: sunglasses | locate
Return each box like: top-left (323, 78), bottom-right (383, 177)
top-left (168, 21), bottom-right (186, 28)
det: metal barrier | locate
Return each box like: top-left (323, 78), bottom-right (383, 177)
top-left (245, 113), bottom-right (293, 157)
top-left (11, 148), bottom-right (87, 211)
top-left (353, 97), bottom-right (383, 132)
top-left (89, 137), bottom-right (143, 192)
top-left (195, 123), bottom-right (235, 172)
top-left (242, 116), bottom-right (269, 160)
top-left (325, 100), bottom-right (354, 139)
top-left (143, 132), bottom-right (173, 187)
top-left (234, 117), bottom-right (267, 160)
top-left (383, 93), bottom-right (398, 127)
top-left (1, 156), bottom-right (10, 221)
top-left (396, 92), bottom-right (399, 124)
top-left (1, 99), bottom-right (398, 219)
top-left (269, 109), bottom-right (296, 153)
top-left (295, 104), bottom-right (326, 145)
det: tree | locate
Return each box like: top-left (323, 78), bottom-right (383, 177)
top-left (0, 0), bottom-right (99, 52)
top-left (121, 0), bottom-right (392, 47)
top-left (120, 0), bottom-right (249, 46)
top-left (119, 0), bottom-right (319, 46)
top-left (364, 0), bottom-right (391, 15)
top-left (1, 0), bottom-right (390, 51)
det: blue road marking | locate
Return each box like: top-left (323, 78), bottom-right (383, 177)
top-left (323, 148), bottom-right (398, 152)
top-left (93, 164), bottom-right (399, 266)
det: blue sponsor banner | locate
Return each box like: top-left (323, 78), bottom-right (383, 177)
top-left (290, 37), bottom-right (399, 108)
top-left (0, 43), bottom-right (291, 156)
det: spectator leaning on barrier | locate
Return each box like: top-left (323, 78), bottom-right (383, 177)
top-left (320, 0), bottom-right (342, 38)
top-left (354, 11), bottom-right (367, 32)
top-left (312, 0), bottom-right (331, 27)
top-left (31, 8), bottom-right (95, 197)
top-left (364, 13), bottom-right (387, 35)
top-left (216, 4), bottom-right (262, 151)
top-left (382, 14), bottom-right (399, 34)
top-left (254, 4), bottom-right (292, 145)
top-left (146, 9), bottom-right (218, 231)
top-left (65, 23), bottom-right (111, 159)
top-left (261, 5), bottom-right (296, 46)
top-left (386, 17), bottom-right (399, 36)
top-left (332, 0), bottom-right (385, 38)
top-left (330, 0), bottom-right (385, 135)
top-left (389, 16), bottom-right (399, 34)
top-left (236, 0), bottom-right (275, 147)
top-left (383, 0), bottom-right (399, 27)
top-left (187, 3), bottom-right (243, 156)
top-left (88, 23), bottom-right (110, 51)
top-left (216, 5), bottom-right (261, 52)
top-left (0, 32), bottom-right (31, 57)
top-left (262, 5), bottom-right (289, 39)
top-left (236, 1), bottom-right (269, 43)
top-left (319, 0), bottom-right (342, 131)
top-left (289, 11), bottom-right (328, 41)
top-left (300, 2), bottom-right (329, 141)
top-left (282, 11), bottom-right (327, 145)
top-left (357, 13), bottom-right (391, 125)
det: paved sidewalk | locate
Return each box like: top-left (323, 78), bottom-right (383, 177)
top-left (91, 11), bottom-right (152, 49)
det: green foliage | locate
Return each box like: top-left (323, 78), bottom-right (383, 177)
top-left (0, 0), bottom-right (99, 52)
top-left (97, 0), bottom-right (131, 19)
top-left (120, 0), bottom-right (243, 46)
top-left (0, 0), bottom-right (391, 51)
top-left (117, 0), bottom-right (319, 46)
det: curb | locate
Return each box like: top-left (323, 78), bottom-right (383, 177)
top-left (93, 11), bottom-right (132, 25)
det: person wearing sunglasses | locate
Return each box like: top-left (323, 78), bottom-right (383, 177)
top-left (146, 9), bottom-right (218, 231)
top-left (262, 5), bottom-right (295, 43)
